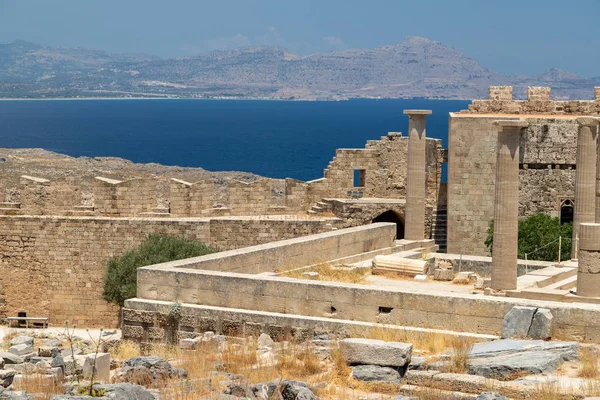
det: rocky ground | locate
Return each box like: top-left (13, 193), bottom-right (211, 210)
top-left (0, 322), bottom-right (599, 400)
top-left (0, 148), bottom-right (264, 188)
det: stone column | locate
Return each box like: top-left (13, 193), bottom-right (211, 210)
top-left (403, 110), bottom-right (432, 240)
top-left (491, 120), bottom-right (527, 291)
top-left (573, 118), bottom-right (599, 258)
top-left (577, 223), bottom-right (600, 297)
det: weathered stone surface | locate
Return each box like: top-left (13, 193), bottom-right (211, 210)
top-left (0, 391), bottom-right (34, 400)
top-left (8, 344), bottom-right (33, 357)
top-left (470, 339), bottom-right (579, 361)
top-left (0, 353), bottom-right (24, 365)
top-left (82, 353), bottom-right (110, 383)
top-left (257, 333), bottom-right (274, 349)
top-left (341, 339), bottom-right (412, 367)
top-left (178, 338), bottom-right (199, 350)
top-left (433, 268), bottom-right (454, 281)
top-left (502, 306), bottom-right (536, 339)
top-left (0, 370), bottom-right (16, 388)
top-left (9, 337), bottom-right (33, 347)
top-left (408, 356), bottom-right (426, 371)
top-left (468, 350), bottom-right (561, 379)
top-left (115, 356), bottom-right (186, 384)
top-left (38, 346), bottom-right (59, 358)
top-left (351, 365), bottom-right (401, 384)
top-left (529, 308), bottom-right (553, 340)
top-left (476, 393), bottom-right (509, 400)
top-left (57, 383), bottom-right (157, 399)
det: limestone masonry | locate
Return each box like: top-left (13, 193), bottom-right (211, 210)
top-left (3, 85), bottom-right (600, 342)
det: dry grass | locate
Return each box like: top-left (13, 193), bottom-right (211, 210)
top-left (578, 346), bottom-right (599, 379)
top-left (349, 325), bottom-right (480, 355)
top-left (13, 375), bottom-right (64, 399)
top-left (110, 340), bottom-right (142, 361)
top-left (447, 336), bottom-right (474, 373)
top-left (279, 263), bottom-right (370, 284)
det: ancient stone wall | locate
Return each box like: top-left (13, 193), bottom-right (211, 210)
top-left (93, 177), bottom-right (158, 216)
top-left (170, 179), bottom-right (215, 216)
top-left (448, 112), bottom-right (579, 256)
top-left (0, 215), bottom-right (338, 328)
top-left (465, 86), bottom-right (600, 115)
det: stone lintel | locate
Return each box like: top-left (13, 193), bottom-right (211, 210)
top-left (403, 110), bottom-right (432, 117)
top-left (493, 120), bottom-right (528, 129)
top-left (579, 223), bottom-right (600, 251)
top-left (577, 117), bottom-right (600, 127)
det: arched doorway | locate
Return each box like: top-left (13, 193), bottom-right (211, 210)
top-left (560, 199), bottom-right (574, 225)
top-left (372, 210), bottom-right (405, 239)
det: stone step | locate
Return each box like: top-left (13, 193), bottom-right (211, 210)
top-left (0, 202), bottom-right (21, 209)
top-left (506, 288), bottom-right (570, 302)
top-left (316, 201), bottom-right (331, 209)
top-left (307, 210), bottom-right (317, 215)
top-left (545, 275), bottom-right (577, 290)
top-left (530, 266), bottom-right (578, 288)
top-left (152, 207), bottom-right (170, 214)
top-left (65, 210), bottom-right (96, 217)
top-left (311, 205), bottom-right (324, 212)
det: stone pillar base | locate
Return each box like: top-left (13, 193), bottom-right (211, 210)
top-left (577, 223), bottom-right (600, 298)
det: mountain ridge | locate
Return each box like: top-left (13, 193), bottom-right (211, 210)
top-left (0, 36), bottom-right (598, 100)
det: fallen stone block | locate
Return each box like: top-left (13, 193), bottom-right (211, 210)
top-left (178, 338), bottom-right (199, 350)
top-left (470, 339), bottom-right (578, 361)
top-left (468, 350), bottom-right (561, 379)
top-left (502, 306), bottom-right (537, 339)
top-left (474, 277), bottom-right (491, 290)
top-left (433, 268), bottom-right (454, 281)
top-left (9, 337), bottom-right (33, 347)
top-left (408, 356), bottom-right (426, 371)
top-left (8, 344), bottom-right (33, 356)
top-left (38, 346), bottom-right (59, 358)
top-left (351, 365), bottom-right (401, 384)
top-left (452, 271), bottom-right (478, 284)
top-left (476, 393), bottom-right (509, 400)
top-left (341, 338), bottom-right (412, 368)
top-left (81, 353), bottom-right (111, 383)
top-left (257, 333), bottom-right (274, 349)
top-left (528, 308), bottom-right (553, 340)
top-left (0, 352), bottom-right (24, 365)
top-left (0, 369), bottom-right (17, 388)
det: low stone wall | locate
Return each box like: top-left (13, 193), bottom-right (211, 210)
top-left (138, 223), bottom-right (396, 275)
top-left (0, 215), bottom-right (340, 328)
top-left (429, 253), bottom-right (552, 277)
top-left (125, 270), bottom-right (600, 343)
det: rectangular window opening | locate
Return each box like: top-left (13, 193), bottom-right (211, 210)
top-left (354, 169), bottom-right (366, 188)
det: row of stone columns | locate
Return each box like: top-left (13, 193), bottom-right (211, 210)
top-left (489, 117), bottom-right (600, 297)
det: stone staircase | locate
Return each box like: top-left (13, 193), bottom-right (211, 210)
top-left (431, 208), bottom-right (447, 253)
top-left (307, 199), bottom-right (334, 215)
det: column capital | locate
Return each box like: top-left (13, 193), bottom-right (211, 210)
top-left (494, 120), bottom-right (528, 130)
top-left (403, 109), bottom-right (432, 117)
top-left (577, 117), bottom-right (600, 127)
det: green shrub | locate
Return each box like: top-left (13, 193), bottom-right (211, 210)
top-left (485, 212), bottom-right (572, 262)
top-left (102, 234), bottom-right (218, 306)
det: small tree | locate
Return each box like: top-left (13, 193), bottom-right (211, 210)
top-left (485, 212), bottom-right (572, 262)
top-left (102, 234), bottom-right (218, 307)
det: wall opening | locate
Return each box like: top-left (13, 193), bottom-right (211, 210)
top-left (372, 210), bottom-right (405, 239)
top-left (560, 199), bottom-right (574, 225)
top-left (354, 169), bottom-right (366, 188)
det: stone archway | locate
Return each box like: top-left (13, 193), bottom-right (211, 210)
top-left (372, 210), bottom-right (405, 239)
top-left (560, 199), bottom-right (574, 225)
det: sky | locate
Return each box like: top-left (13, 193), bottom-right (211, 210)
top-left (0, 0), bottom-right (599, 78)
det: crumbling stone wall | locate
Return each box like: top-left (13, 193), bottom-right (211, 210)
top-left (0, 215), bottom-right (338, 327)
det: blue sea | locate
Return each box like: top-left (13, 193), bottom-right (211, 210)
top-left (0, 99), bottom-right (469, 182)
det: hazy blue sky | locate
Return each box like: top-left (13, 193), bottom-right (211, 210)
top-left (0, 0), bottom-right (599, 77)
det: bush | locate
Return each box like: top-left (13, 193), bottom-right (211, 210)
top-left (102, 234), bottom-right (218, 306)
top-left (485, 212), bottom-right (572, 262)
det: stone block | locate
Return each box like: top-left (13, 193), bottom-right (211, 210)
top-left (82, 352), bottom-right (111, 383)
top-left (528, 87), bottom-right (551, 101)
top-left (595, 87), bottom-right (600, 101)
top-left (8, 343), bottom-right (34, 356)
top-left (529, 308), bottom-right (553, 340)
top-left (38, 346), bottom-right (59, 358)
top-left (179, 338), bottom-right (199, 350)
top-left (502, 306), bottom-right (536, 339)
top-left (433, 268), bottom-right (453, 281)
top-left (341, 338), bottom-right (412, 368)
top-left (9, 336), bottom-right (34, 347)
top-left (351, 365), bottom-right (401, 384)
top-left (488, 86), bottom-right (512, 101)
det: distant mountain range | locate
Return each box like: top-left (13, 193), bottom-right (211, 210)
top-left (1, 37), bottom-right (598, 100)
